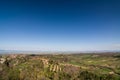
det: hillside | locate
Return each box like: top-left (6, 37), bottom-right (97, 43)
top-left (0, 53), bottom-right (120, 80)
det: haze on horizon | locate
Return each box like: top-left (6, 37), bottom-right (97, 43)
top-left (0, 0), bottom-right (120, 51)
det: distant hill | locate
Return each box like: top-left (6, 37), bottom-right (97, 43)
top-left (0, 50), bottom-right (120, 54)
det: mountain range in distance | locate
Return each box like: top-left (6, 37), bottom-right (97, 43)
top-left (0, 49), bottom-right (120, 54)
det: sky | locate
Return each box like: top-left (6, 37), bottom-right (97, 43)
top-left (0, 0), bottom-right (120, 51)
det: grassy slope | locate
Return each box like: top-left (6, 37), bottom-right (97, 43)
top-left (0, 53), bottom-right (120, 80)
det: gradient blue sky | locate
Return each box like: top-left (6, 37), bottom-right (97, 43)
top-left (0, 0), bottom-right (120, 51)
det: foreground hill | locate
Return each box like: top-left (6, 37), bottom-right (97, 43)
top-left (0, 53), bottom-right (120, 80)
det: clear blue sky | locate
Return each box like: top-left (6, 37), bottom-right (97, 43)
top-left (0, 0), bottom-right (120, 51)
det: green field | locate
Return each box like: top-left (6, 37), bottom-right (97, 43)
top-left (0, 53), bottom-right (120, 80)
